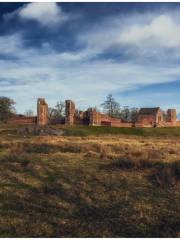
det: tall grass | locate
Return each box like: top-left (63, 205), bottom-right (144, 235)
top-left (0, 129), bottom-right (179, 237)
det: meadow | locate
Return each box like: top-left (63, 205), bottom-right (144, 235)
top-left (0, 124), bottom-right (179, 237)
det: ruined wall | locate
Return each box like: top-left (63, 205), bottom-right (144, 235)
top-left (65, 100), bottom-right (75, 125)
top-left (137, 115), bottom-right (156, 126)
top-left (7, 116), bottom-right (37, 125)
top-left (74, 111), bottom-right (89, 125)
top-left (5, 98), bottom-right (180, 128)
top-left (100, 114), bottom-right (122, 125)
top-left (137, 109), bottom-right (163, 126)
top-left (167, 109), bottom-right (176, 123)
top-left (176, 121), bottom-right (180, 126)
top-left (156, 109), bottom-right (163, 124)
top-left (88, 109), bottom-right (131, 127)
top-left (37, 98), bottom-right (48, 126)
top-left (89, 109), bottom-right (101, 126)
top-left (65, 103), bottom-right (129, 127)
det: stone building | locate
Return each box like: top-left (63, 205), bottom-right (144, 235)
top-left (137, 107), bottom-right (163, 127)
top-left (65, 100), bottom-right (76, 125)
top-left (167, 109), bottom-right (176, 123)
top-left (7, 115), bottom-right (36, 125)
top-left (88, 108), bottom-right (101, 126)
top-left (37, 98), bottom-right (48, 126)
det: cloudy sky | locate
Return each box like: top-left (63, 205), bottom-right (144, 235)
top-left (1, 2), bottom-right (180, 114)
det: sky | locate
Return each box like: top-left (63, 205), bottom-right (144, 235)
top-left (0, 2), bottom-right (180, 115)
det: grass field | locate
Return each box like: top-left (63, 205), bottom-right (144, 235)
top-left (0, 124), bottom-right (179, 237)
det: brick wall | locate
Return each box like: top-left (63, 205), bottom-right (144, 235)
top-left (167, 109), bottom-right (176, 123)
top-left (7, 116), bottom-right (37, 125)
top-left (65, 100), bottom-right (76, 125)
top-left (37, 98), bottom-right (48, 126)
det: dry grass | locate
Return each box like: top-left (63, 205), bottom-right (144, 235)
top-left (0, 126), bottom-right (179, 237)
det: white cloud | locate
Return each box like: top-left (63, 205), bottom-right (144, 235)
top-left (1, 37), bottom-right (180, 112)
top-left (0, 34), bottom-right (22, 55)
top-left (78, 11), bottom-right (180, 63)
top-left (1, 8), bottom-right (180, 112)
top-left (119, 15), bottom-right (180, 48)
top-left (5, 3), bottom-right (69, 26)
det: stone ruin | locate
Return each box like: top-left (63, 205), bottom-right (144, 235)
top-left (136, 107), bottom-right (163, 127)
top-left (7, 98), bottom-right (48, 126)
top-left (64, 100), bottom-right (180, 128)
top-left (167, 109), bottom-right (176, 123)
top-left (6, 98), bottom-right (180, 128)
top-left (64, 100), bottom-right (127, 127)
top-left (136, 107), bottom-right (179, 127)
top-left (37, 98), bottom-right (48, 126)
top-left (65, 100), bottom-right (75, 125)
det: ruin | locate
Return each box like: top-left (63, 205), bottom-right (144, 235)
top-left (136, 108), bottom-right (179, 127)
top-left (65, 100), bottom-right (75, 125)
top-left (7, 114), bottom-right (36, 125)
top-left (37, 98), bottom-right (48, 126)
top-left (6, 98), bottom-right (180, 128)
top-left (136, 107), bottom-right (163, 127)
top-left (7, 98), bottom-right (48, 126)
top-left (167, 109), bottom-right (176, 124)
top-left (64, 101), bottom-right (131, 127)
top-left (64, 101), bottom-right (180, 128)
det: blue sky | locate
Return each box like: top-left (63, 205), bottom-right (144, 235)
top-left (0, 2), bottom-right (180, 114)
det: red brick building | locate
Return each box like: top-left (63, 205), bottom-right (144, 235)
top-left (137, 107), bottom-right (163, 127)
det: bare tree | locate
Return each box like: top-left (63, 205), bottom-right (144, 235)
top-left (101, 94), bottom-right (121, 118)
top-left (120, 106), bottom-right (130, 122)
top-left (130, 107), bottom-right (139, 123)
top-left (48, 101), bottom-right (65, 121)
top-left (120, 107), bottom-right (139, 123)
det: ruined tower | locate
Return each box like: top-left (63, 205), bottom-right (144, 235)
top-left (65, 100), bottom-right (75, 125)
top-left (167, 109), bottom-right (176, 123)
top-left (89, 108), bottom-right (101, 126)
top-left (37, 98), bottom-right (48, 126)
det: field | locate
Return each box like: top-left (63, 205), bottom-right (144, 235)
top-left (0, 124), bottom-right (180, 237)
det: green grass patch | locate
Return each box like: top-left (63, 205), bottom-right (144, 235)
top-left (53, 125), bottom-right (180, 137)
top-left (1, 124), bottom-right (180, 138)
